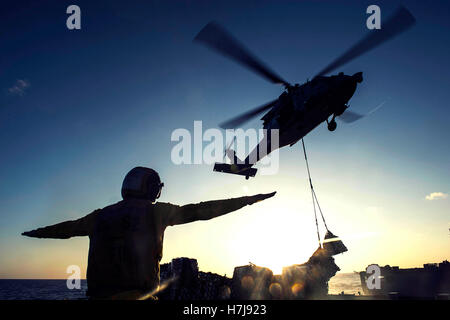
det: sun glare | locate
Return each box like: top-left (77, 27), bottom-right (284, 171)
top-left (228, 204), bottom-right (318, 275)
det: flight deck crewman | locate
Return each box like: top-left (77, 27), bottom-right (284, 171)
top-left (22, 167), bottom-right (276, 299)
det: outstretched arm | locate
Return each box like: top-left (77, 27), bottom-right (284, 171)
top-left (165, 192), bottom-right (276, 226)
top-left (22, 210), bottom-right (99, 239)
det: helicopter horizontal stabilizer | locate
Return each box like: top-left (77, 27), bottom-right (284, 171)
top-left (213, 163), bottom-right (257, 179)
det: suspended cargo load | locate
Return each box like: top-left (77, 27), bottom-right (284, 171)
top-left (322, 230), bottom-right (348, 256)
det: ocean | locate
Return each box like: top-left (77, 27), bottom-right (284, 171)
top-left (0, 273), bottom-right (363, 300)
top-left (0, 279), bottom-right (88, 300)
top-left (328, 272), bottom-right (364, 295)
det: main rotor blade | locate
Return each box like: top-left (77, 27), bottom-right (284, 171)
top-left (219, 100), bottom-right (277, 129)
top-left (338, 110), bottom-right (364, 123)
top-left (314, 6), bottom-right (415, 78)
top-left (194, 22), bottom-right (289, 86)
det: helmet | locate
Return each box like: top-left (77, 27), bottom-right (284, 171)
top-left (121, 167), bottom-right (164, 202)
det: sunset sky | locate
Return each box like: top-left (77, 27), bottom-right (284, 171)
top-left (0, 0), bottom-right (449, 279)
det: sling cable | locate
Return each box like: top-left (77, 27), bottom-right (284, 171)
top-left (301, 139), bottom-right (348, 256)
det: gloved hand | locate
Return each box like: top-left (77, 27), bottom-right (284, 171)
top-left (248, 191), bottom-right (276, 205)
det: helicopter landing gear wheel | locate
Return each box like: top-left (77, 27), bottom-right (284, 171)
top-left (327, 119), bottom-right (337, 131)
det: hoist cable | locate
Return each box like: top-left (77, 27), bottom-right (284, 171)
top-left (301, 139), bottom-right (329, 247)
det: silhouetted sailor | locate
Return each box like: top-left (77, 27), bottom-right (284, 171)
top-left (22, 167), bottom-right (276, 299)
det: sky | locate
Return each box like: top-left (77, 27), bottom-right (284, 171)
top-left (0, 0), bottom-right (449, 279)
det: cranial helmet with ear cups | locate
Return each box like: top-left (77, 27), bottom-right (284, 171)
top-left (121, 167), bottom-right (164, 202)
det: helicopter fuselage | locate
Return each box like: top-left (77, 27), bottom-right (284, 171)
top-left (242, 72), bottom-right (362, 165)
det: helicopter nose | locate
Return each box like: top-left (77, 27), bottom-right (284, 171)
top-left (352, 72), bottom-right (363, 83)
top-left (340, 74), bottom-right (359, 103)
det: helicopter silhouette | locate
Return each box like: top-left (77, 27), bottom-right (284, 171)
top-left (194, 6), bottom-right (415, 179)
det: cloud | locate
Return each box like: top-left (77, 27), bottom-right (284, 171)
top-left (425, 192), bottom-right (448, 201)
top-left (8, 79), bottom-right (30, 96)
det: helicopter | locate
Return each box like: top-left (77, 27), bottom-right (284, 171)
top-left (194, 6), bottom-right (415, 179)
